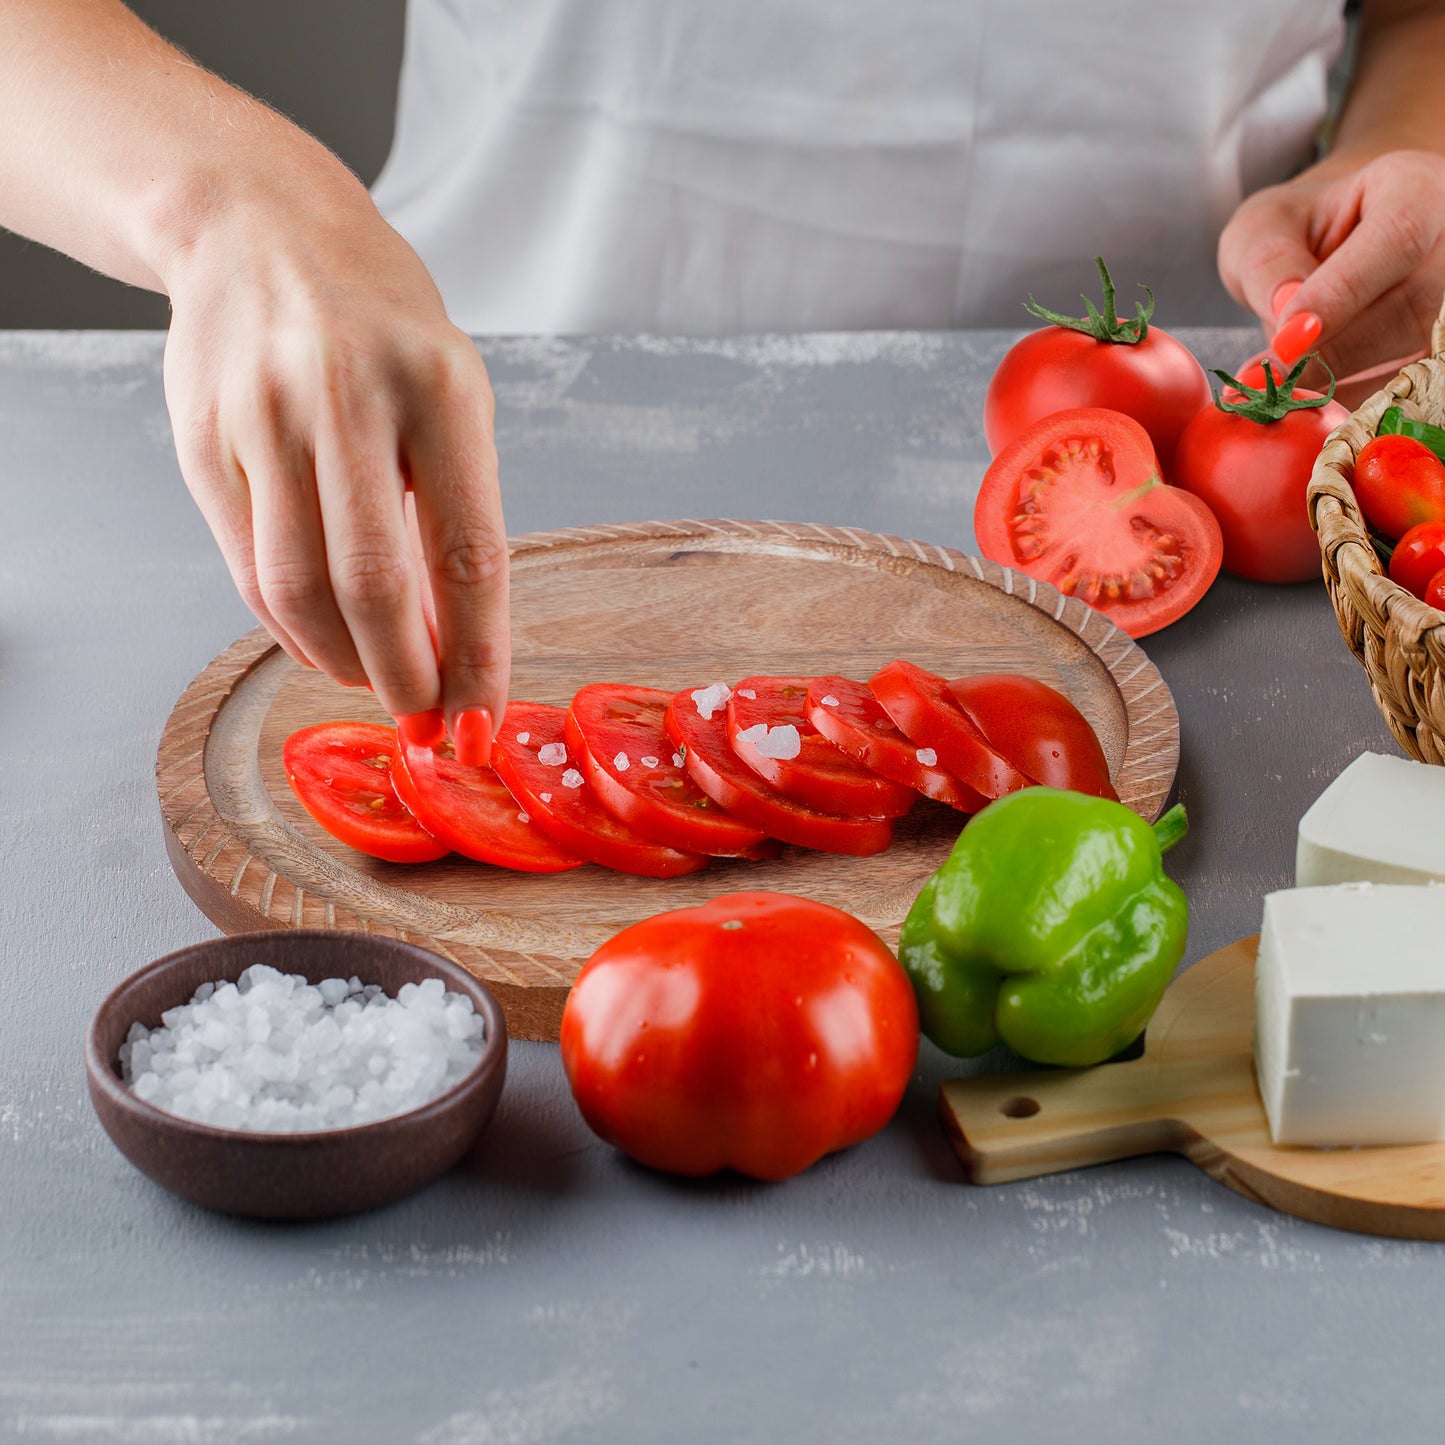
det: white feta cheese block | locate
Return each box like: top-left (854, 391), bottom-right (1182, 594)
top-left (1255, 884), bottom-right (1445, 1147)
top-left (1296, 752), bottom-right (1445, 887)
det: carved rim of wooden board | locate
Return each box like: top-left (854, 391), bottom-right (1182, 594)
top-left (157, 519), bottom-right (1180, 1041)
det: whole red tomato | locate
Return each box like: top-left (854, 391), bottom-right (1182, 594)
top-left (1353, 435), bottom-right (1445, 540)
top-left (1171, 358), bottom-right (1350, 584)
top-left (985, 257), bottom-right (1210, 469)
top-left (559, 891), bottom-right (919, 1181)
top-left (1389, 521), bottom-right (1445, 598)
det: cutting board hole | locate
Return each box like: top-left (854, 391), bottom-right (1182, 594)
top-left (1000, 1096), bottom-right (1041, 1119)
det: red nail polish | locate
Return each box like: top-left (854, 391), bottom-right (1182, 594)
top-left (1269, 311), bottom-right (1323, 365)
top-left (1271, 279), bottom-right (1302, 317)
top-left (396, 709), bottom-right (445, 749)
top-left (1234, 355), bottom-right (1273, 391)
top-left (454, 706), bottom-right (495, 768)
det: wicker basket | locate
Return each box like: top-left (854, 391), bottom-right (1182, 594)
top-left (1308, 302), bottom-right (1445, 762)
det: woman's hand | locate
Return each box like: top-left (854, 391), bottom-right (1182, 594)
top-left (160, 169), bottom-right (510, 755)
top-left (1218, 149), bottom-right (1445, 406)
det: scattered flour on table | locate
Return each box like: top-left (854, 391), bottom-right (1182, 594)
top-left (120, 966), bottom-right (484, 1133)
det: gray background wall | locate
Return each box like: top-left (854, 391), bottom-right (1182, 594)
top-left (0, 1), bottom-right (405, 329)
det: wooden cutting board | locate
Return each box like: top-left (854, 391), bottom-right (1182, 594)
top-left (156, 519), bottom-right (1179, 1041)
top-left (941, 936), bottom-right (1445, 1240)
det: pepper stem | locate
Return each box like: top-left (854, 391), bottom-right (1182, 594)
top-left (1151, 802), bottom-right (1188, 854)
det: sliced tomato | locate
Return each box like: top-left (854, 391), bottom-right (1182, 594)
top-left (282, 722), bottom-right (450, 864)
top-left (946, 674), bottom-right (1117, 801)
top-left (491, 703), bottom-right (708, 878)
top-left (974, 407), bottom-right (1223, 638)
top-left (565, 683), bottom-right (777, 859)
top-left (664, 690), bottom-right (894, 856)
top-left (803, 675), bottom-right (985, 812)
top-left (868, 661), bottom-right (1033, 801)
top-left (724, 676), bottom-right (916, 819)
top-left (390, 739), bottom-right (585, 872)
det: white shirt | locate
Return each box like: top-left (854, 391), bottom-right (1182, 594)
top-left (371, 1), bottom-right (1346, 334)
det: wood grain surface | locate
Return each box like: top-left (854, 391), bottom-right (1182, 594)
top-left (941, 936), bottom-right (1445, 1241)
top-left (157, 519), bottom-right (1180, 1041)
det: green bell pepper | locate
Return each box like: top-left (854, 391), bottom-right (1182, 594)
top-left (899, 787), bottom-right (1189, 1067)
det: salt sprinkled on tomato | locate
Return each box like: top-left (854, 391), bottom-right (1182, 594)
top-left (735, 721), bottom-right (803, 761)
top-left (916, 747), bottom-right (938, 766)
top-left (120, 966), bottom-right (484, 1134)
top-left (613, 751), bottom-right (631, 771)
top-left (540, 792), bottom-right (553, 803)
top-left (641, 755), bottom-right (659, 768)
top-left (736, 688), bottom-right (757, 699)
top-left (690, 682), bottom-right (733, 719)
top-left (820, 695), bottom-right (840, 707)
top-left (515, 732), bottom-right (530, 744)
top-left (537, 741), bottom-right (567, 766)
top-left (562, 769), bottom-right (584, 789)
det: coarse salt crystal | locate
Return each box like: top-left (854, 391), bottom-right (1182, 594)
top-left (537, 742), bottom-right (567, 766)
top-left (690, 682), bottom-right (732, 720)
top-left (820, 694), bottom-right (840, 708)
top-left (517, 812), bottom-right (530, 824)
top-left (640, 756), bottom-right (659, 769)
top-left (915, 747), bottom-right (938, 767)
top-left (736, 688), bottom-right (757, 700)
top-left (515, 731), bottom-right (530, 745)
top-left (672, 752), bottom-right (685, 768)
top-left (540, 792), bottom-right (552, 803)
top-left (737, 722), bottom-right (802, 761)
top-left (561, 769), bottom-right (584, 789)
top-left (613, 752), bottom-right (630, 772)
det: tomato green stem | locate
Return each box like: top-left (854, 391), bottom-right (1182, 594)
top-left (1210, 354), bottom-right (1337, 424)
top-left (1024, 256), bottom-right (1154, 345)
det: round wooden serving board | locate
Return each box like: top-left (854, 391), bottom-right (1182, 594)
top-left (157, 519), bottom-right (1179, 1041)
top-left (941, 936), bottom-right (1445, 1241)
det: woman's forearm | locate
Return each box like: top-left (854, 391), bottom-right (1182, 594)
top-left (0, 0), bottom-right (366, 294)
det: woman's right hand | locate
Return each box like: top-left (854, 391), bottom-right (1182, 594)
top-left (159, 162), bottom-right (510, 760)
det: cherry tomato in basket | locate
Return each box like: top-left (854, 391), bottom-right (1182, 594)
top-left (984, 257), bottom-right (1210, 469)
top-left (560, 891), bottom-right (920, 1180)
top-left (945, 674), bottom-right (1117, 800)
top-left (283, 722), bottom-right (450, 864)
top-left (1425, 567), bottom-right (1445, 612)
top-left (390, 738), bottom-right (585, 872)
top-left (1388, 522), bottom-right (1445, 599)
top-left (664, 691), bottom-right (894, 856)
top-left (726, 676), bottom-right (916, 818)
top-left (565, 684), bottom-right (777, 859)
top-left (868, 660), bottom-right (1033, 801)
top-left (803, 675), bottom-right (985, 811)
top-left (1353, 435), bottom-right (1445, 541)
top-left (973, 408), bottom-right (1223, 638)
top-left (491, 703), bottom-right (708, 878)
top-left (1170, 358), bottom-right (1349, 584)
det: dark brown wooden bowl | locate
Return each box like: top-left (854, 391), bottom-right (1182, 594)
top-left (86, 930), bottom-right (508, 1218)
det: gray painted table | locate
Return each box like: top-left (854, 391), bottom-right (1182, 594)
top-left (0, 329), bottom-right (1422, 1444)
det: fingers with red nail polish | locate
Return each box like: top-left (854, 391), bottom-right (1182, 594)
top-left (1269, 311), bottom-right (1323, 366)
top-left (453, 706), bottom-right (494, 768)
top-left (396, 709), bottom-right (446, 749)
top-left (1271, 279), bottom-right (1302, 318)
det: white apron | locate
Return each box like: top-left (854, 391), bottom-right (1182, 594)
top-left (371, 0), bottom-right (1345, 333)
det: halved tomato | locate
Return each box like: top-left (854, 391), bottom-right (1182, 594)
top-left (391, 739), bottom-right (585, 872)
top-left (565, 683), bottom-right (776, 859)
top-left (974, 407), bottom-right (1223, 638)
top-left (804, 675), bottom-right (985, 812)
top-left (946, 674), bottom-right (1117, 800)
top-left (868, 661), bottom-right (1033, 801)
top-left (726, 676), bottom-right (916, 818)
top-left (283, 722), bottom-right (450, 864)
top-left (664, 689), bottom-right (894, 856)
top-left (491, 703), bottom-right (708, 878)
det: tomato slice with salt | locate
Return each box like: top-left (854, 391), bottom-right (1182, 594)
top-left (973, 407), bottom-right (1223, 638)
top-left (946, 674), bottom-right (1118, 801)
top-left (390, 738), bottom-right (585, 872)
top-left (725, 676), bottom-right (916, 818)
top-left (664, 690), bottom-right (894, 856)
top-left (803, 675), bottom-right (986, 812)
top-left (282, 721), bottom-right (450, 864)
top-left (491, 703), bottom-right (708, 878)
top-left (565, 684), bottom-right (778, 859)
top-left (868, 660), bottom-right (1033, 802)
